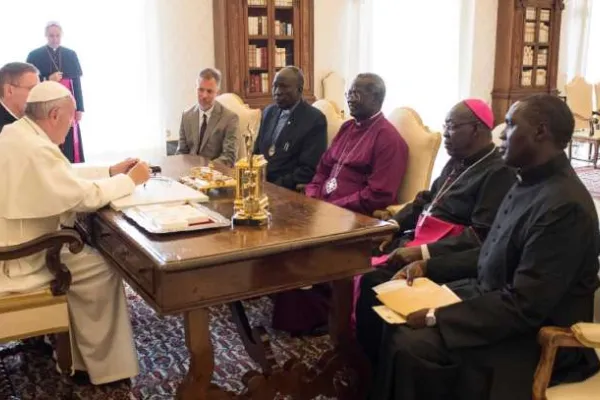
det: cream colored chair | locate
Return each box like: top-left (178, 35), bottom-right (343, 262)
top-left (216, 93), bottom-right (262, 160)
top-left (321, 71), bottom-right (346, 119)
top-left (564, 77), bottom-right (600, 168)
top-left (532, 287), bottom-right (600, 399)
top-left (0, 229), bottom-right (84, 374)
top-left (376, 107), bottom-right (442, 218)
top-left (492, 123), bottom-right (505, 147)
top-left (312, 99), bottom-right (346, 146)
top-left (595, 83), bottom-right (600, 112)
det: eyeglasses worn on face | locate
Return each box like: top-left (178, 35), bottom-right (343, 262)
top-left (345, 91), bottom-right (361, 101)
top-left (10, 83), bottom-right (37, 91)
top-left (442, 121), bottom-right (479, 132)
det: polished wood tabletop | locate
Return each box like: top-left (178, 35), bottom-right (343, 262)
top-left (97, 155), bottom-right (392, 270)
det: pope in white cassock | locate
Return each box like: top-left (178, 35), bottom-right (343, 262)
top-left (0, 81), bottom-right (150, 384)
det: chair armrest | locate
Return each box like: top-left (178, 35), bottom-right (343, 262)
top-left (295, 184), bottom-right (306, 194)
top-left (0, 229), bottom-right (84, 296)
top-left (532, 326), bottom-right (588, 400)
top-left (373, 209), bottom-right (392, 220)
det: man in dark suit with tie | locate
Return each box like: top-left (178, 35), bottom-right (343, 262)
top-left (0, 62), bottom-right (40, 132)
top-left (176, 68), bottom-right (239, 166)
top-left (254, 66), bottom-right (327, 189)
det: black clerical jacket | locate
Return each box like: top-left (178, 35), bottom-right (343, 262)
top-left (254, 100), bottom-right (327, 189)
top-left (0, 102), bottom-right (16, 133)
top-left (435, 154), bottom-right (600, 399)
top-left (27, 46), bottom-right (84, 112)
top-left (392, 145), bottom-right (516, 257)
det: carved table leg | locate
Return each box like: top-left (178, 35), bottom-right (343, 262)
top-left (55, 332), bottom-right (72, 375)
top-left (229, 301), bottom-right (277, 375)
top-left (177, 308), bottom-right (233, 400)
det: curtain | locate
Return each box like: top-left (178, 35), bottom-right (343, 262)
top-left (347, 0), bottom-right (476, 176)
top-left (558, 0), bottom-right (596, 88)
top-left (0, 0), bottom-right (163, 163)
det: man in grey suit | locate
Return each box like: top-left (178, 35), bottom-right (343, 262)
top-left (176, 68), bottom-right (239, 166)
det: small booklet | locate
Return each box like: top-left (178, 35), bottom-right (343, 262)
top-left (373, 278), bottom-right (461, 323)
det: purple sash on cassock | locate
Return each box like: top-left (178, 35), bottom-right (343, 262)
top-left (58, 78), bottom-right (81, 163)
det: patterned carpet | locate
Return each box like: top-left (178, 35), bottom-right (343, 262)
top-left (576, 166), bottom-right (600, 199)
top-left (0, 286), bottom-right (333, 399)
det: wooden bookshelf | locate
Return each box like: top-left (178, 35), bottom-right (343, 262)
top-left (213, 0), bottom-right (315, 109)
top-left (491, 0), bottom-right (564, 123)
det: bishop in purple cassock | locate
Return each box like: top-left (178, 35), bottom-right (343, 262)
top-left (271, 73), bottom-right (409, 336)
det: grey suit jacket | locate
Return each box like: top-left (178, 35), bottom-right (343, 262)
top-left (176, 101), bottom-right (239, 166)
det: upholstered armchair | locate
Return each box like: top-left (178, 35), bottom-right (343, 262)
top-left (491, 123), bottom-right (505, 147)
top-left (312, 99), bottom-right (346, 146)
top-left (321, 71), bottom-right (346, 118)
top-left (0, 229), bottom-right (84, 375)
top-left (373, 107), bottom-right (442, 220)
top-left (564, 77), bottom-right (600, 167)
top-left (216, 93), bottom-right (262, 160)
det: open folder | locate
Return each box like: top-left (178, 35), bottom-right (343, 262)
top-left (372, 278), bottom-right (461, 324)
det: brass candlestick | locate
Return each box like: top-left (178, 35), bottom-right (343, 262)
top-left (232, 125), bottom-right (270, 226)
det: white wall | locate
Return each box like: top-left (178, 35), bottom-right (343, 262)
top-left (154, 0), bottom-right (215, 141)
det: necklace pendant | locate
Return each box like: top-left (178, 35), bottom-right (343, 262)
top-left (325, 178), bottom-right (338, 194)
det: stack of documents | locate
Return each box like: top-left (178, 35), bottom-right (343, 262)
top-left (372, 278), bottom-right (461, 324)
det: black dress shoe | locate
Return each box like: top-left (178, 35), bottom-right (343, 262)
top-left (290, 323), bottom-right (329, 338)
top-left (71, 371), bottom-right (131, 387)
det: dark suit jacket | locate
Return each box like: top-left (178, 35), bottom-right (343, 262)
top-left (27, 46), bottom-right (84, 111)
top-left (0, 102), bottom-right (16, 133)
top-left (253, 100), bottom-right (327, 189)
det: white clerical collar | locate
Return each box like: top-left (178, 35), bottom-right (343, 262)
top-left (0, 99), bottom-right (18, 119)
top-left (355, 111), bottom-right (383, 127)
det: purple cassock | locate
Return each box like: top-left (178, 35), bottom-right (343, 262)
top-left (271, 113), bottom-right (409, 335)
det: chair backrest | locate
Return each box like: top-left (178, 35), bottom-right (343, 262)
top-left (595, 83), bottom-right (600, 112)
top-left (321, 71), bottom-right (346, 117)
top-left (386, 107), bottom-right (442, 204)
top-left (216, 93), bottom-right (262, 159)
top-left (492, 123), bottom-right (505, 146)
top-left (312, 99), bottom-right (346, 146)
top-left (564, 77), bottom-right (594, 131)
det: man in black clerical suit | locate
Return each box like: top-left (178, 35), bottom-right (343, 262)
top-left (27, 21), bottom-right (85, 163)
top-left (254, 66), bottom-right (327, 189)
top-left (0, 62), bottom-right (39, 132)
top-left (367, 94), bottom-right (600, 400)
top-left (357, 100), bottom-right (516, 362)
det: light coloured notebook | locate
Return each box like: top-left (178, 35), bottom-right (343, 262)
top-left (375, 278), bottom-right (461, 319)
top-left (110, 177), bottom-right (209, 211)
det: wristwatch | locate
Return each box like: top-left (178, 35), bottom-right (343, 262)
top-left (425, 308), bottom-right (437, 327)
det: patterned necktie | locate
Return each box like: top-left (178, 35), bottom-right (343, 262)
top-left (198, 113), bottom-right (208, 154)
top-left (272, 109), bottom-right (290, 145)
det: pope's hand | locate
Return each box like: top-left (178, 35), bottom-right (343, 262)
top-left (75, 111), bottom-right (83, 122)
top-left (49, 72), bottom-right (63, 82)
top-left (127, 161), bottom-right (151, 186)
top-left (109, 158), bottom-right (139, 176)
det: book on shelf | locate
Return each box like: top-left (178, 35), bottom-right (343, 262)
top-left (274, 20), bottom-right (293, 36)
top-left (248, 0), bottom-right (267, 6)
top-left (249, 73), bottom-right (270, 94)
top-left (372, 277), bottom-right (461, 324)
top-left (248, 45), bottom-right (268, 68)
top-left (248, 16), bottom-right (268, 35)
top-left (275, 47), bottom-right (287, 68)
top-left (274, 0), bottom-right (293, 7)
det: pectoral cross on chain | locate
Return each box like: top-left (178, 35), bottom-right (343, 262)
top-left (418, 207), bottom-right (433, 227)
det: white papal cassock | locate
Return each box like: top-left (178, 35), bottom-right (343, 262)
top-left (0, 117), bottom-right (139, 384)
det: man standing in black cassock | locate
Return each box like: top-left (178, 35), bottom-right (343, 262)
top-left (27, 21), bottom-right (85, 163)
top-left (368, 94), bottom-right (600, 400)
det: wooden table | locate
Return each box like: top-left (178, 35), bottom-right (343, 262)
top-left (79, 155), bottom-right (394, 399)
